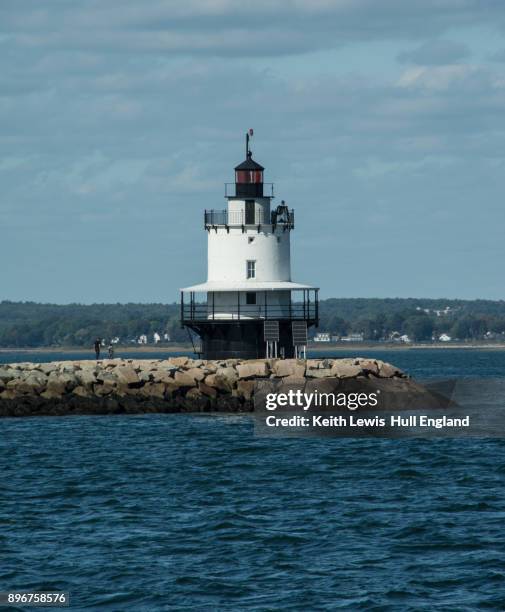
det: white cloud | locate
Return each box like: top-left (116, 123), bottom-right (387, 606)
top-left (396, 64), bottom-right (477, 90)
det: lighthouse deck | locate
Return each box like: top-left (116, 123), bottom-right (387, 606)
top-left (181, 287), bottom-right (318, 325)
top-left (204, 208), bottom-right (294, 229)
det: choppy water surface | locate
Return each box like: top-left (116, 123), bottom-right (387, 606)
top-left (2, 350), bottom-right (505, 610)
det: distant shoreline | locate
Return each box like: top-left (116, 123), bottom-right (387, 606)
top-left (310, 343), bottom-right (505, 351)
top-left (1, 342), bottom-right (505, 354)
top-left (0, 345), bottom-right (193, 354)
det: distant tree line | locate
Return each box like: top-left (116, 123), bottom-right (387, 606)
top-left (318, 298), bottom-right (505, 341)
top-left (1, 298), bottom-right (505, 347)
top-left (0, 301), bottom-right (184, 348)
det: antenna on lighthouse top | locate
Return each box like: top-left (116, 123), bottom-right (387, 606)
top-left (246, 128), bottom-right (254, 158)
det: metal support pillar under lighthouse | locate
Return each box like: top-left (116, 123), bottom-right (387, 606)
top-left (181, 130), bottom-right (319, 359)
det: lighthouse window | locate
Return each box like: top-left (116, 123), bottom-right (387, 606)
top-left (236, 170), bottom-right (263, 184)
top-left (248, 237), bottom-right (254, 244)
top-left (246, 292), bottom-right (256, 305)
top-left (246, 260), bottom-right (256, 279)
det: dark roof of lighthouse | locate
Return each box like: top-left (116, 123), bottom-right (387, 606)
top-left (235, 153), bottom-right (264, 172)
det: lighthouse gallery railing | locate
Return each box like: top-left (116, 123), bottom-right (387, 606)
top-left (181, 289), bottom-right (318, 324)
top-left (204, 208), bottom-right (294, 228)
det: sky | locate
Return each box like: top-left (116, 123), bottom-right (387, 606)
top-left (1, 0), bottom-right (505, 303)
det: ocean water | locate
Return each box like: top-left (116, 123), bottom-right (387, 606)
top-left (1, 350), bottom-right (505, 610)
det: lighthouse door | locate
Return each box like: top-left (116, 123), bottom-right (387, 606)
top-left (245, 200), bottom-right (255, 225)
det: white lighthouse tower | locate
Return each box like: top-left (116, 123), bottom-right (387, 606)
top-left (181, 131), bottom-right (318, 359)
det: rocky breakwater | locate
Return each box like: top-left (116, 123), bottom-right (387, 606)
top-left (0, 357), bottom-right (448, 417)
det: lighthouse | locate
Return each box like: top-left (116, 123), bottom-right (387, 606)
top-left (181, 131), bottom-right (319, 359)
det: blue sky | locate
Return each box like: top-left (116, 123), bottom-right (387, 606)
top-left (1, 0), bottom-right (505, 303)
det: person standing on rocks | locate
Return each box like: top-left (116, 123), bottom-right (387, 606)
top-left (108, 343), bottom-right (114, 359)
top-left (94, 338), bottom-right (101, 360)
